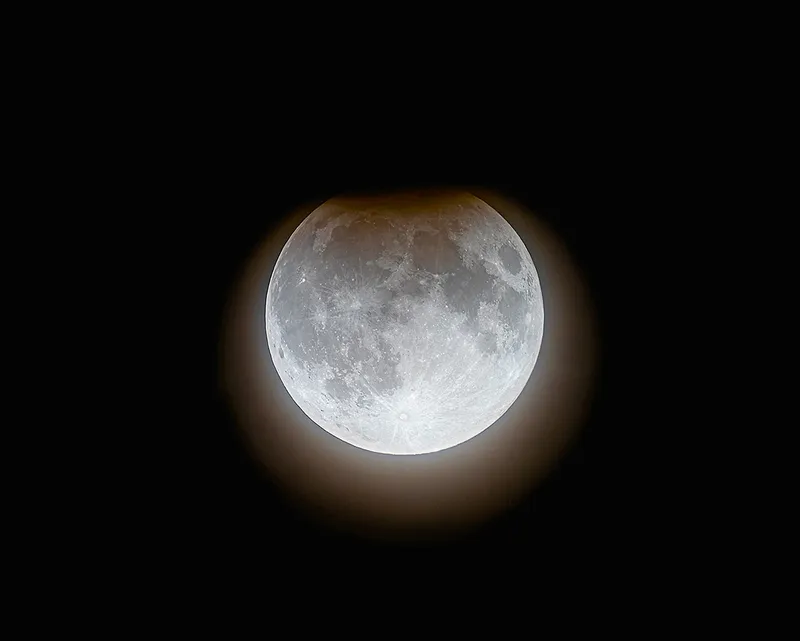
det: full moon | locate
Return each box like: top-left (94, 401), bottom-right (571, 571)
top-left (265, 191), bottom-right (544, 455)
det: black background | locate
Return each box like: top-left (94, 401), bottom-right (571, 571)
top-left (41, 17), bottom-right (704, 616)
top-left (166, 118), bottom-right (643, 593)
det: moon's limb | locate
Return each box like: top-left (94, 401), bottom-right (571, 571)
top-left (266, 191), bottom-right (544, 454)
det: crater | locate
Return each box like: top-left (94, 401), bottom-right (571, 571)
top-left (278, 347), bottom-right (285, 359)
top-left (498, 244), bottom-right (522, 275)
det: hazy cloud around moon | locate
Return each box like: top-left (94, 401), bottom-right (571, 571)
top-left (221, 189), bottom-right (597, 541)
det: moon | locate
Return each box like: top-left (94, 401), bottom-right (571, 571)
top-left (265, 191), bottom-right (544, 455)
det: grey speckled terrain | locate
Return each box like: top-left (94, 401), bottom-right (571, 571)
top-left (266, 192), bottom-right (543, 454)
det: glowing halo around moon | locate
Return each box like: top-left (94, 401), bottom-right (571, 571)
top-left (220, 189), bottom-right (598, 541)
top-left (265, 191), bottom-right (544, 455)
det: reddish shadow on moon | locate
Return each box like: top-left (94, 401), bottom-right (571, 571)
top-left (219, 187), bottom-right (598, 542)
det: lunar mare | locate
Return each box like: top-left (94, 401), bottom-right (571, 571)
top-left (265, 192), bottom-right (544, 454)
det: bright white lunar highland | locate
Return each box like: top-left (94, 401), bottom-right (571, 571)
top-left (265, 192), bottom-right (544, 455)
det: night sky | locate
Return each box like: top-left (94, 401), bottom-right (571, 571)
top-left (163, 135), bottom-right (642, 593)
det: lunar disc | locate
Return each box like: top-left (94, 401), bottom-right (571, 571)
top-left (266, 191), bottom-right (544, 454)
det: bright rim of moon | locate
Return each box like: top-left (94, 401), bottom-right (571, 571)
top-left (265, 192), bottom-right (544, 455)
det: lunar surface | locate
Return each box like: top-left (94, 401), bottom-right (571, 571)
top-left (265, 191), bottom-right (544, 454)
